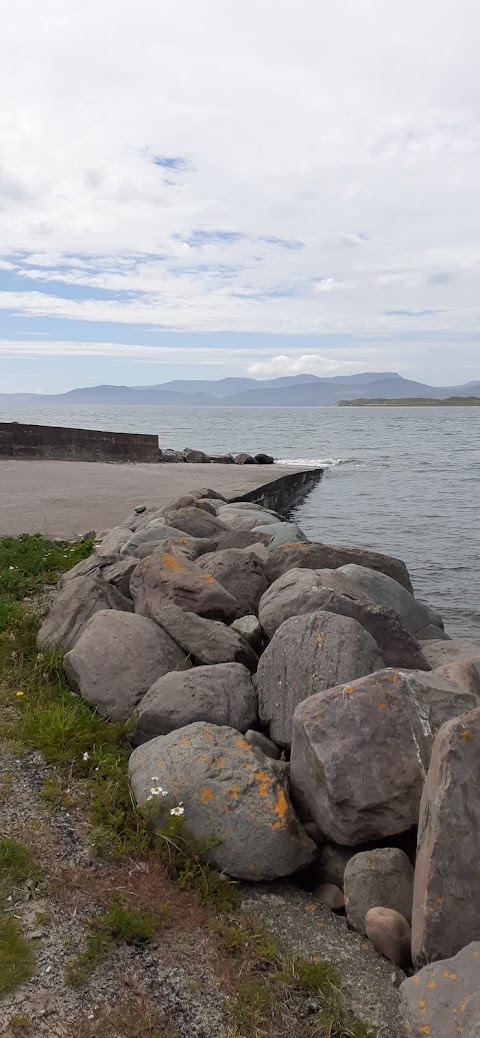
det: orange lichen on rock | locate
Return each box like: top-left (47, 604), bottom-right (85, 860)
top-left (235, 737), bottom-right (250, 750)
top-left (160, 553), bottom-right (188, 574)
top-left (200, 787), bottom-right (212, 804)
top-left (180, 737), bottom-right (190, 747)
top-left (377, 702), bottom-right (386, 711)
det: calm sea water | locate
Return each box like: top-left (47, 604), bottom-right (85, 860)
top-left (2, 403), bottom-right (479, 638)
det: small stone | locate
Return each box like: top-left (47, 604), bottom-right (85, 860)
top-left (313, 883), bottom-right (345, 912)
top-left (230, 615), bottom-right (263, 650)
top-left (366, 907), bottom-right (412, 969)
top-left (245, 729), bottom-right (281, 760)
top-left (344, 849), bottom-right (414, 936)
top-left (134, 504), bottom-right (147, 514)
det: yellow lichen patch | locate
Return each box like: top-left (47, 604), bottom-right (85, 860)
top-left (246, 863), bottom-right (256, 872)
top-left (419, 1028), bottom-right (430, 1036)
top-left (180, 737), bottom-right (190, 747)
top-left (202, 729), bottom-right (214, 740)
top-left (225, 787), bottom-right (239, 801)
top-left (235, 737), bottom-right (250, 751)
top-left (268, 787), bottom-right (289, 830)
top-left (344, 685), bottom-right (354, 695)
top-left (198, 754), bottom-right (207, 764)
top-left (412, 976), bottom-right (420, 984)
top-left (461, 730), bottom-right (472, 743)
top-left (202, 573), bottom-right (215, 584)
top-left (255, 770), bottom-right (274, 799)
top-left (389, 674), bottom-right (398, 683)
top-left (418, 1000), bottom-right (426, 1011)
top-left (315, 635), bottom-right (323, 645)
top-left (442, 971), bottom-right (458, 979)
top-left (161, 553), bottom-right (188, 574)
top-left (427, 981), bottom-right (436, 989)
top-left (377, 702), bottom-right (386, 711)
top-left (200, 787), bottom-right (213, 804)
top-left (304, 904), bottom-right (317, 912)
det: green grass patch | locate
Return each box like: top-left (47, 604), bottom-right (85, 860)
top-left (65, 897), bottom-right (156, 986)
top-left (0, 838), bottom-right (34, 885)
top-left (0, 914), bottom-right (34, 996)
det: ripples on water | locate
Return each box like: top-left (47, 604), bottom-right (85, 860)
top-left (1, 403), bottom-right (479, 638)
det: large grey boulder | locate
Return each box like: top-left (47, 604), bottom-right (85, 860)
top-left (338, 564), bottom-right (444, 635)
top-left (198, 528), bottom-right (273, 554)
top-left (400, 942), bottom-right (480, 1036)
top-left (131, 663), bottom-right (257, 744)
top-left (153, 603), bottom-right (258, 673)
top-left (214, 509), bottom-right (279, 533)
top-left (290, 668), bottom-right (479, 846)
top-left (264, 541), bottom-right (414, 593)
top-left (64, 610), bottom-right (187, 720)
top-left (131, 547), bottom-right (238, 623)
top-left (59, 553), bottom-right (110, 587)
top-left (434, 660), bottom-right (480, 695)
top-left (412, 707), bottom-right (480, 968)
top-left (344, 848), bottom-right (414, 935)
top-left (120, 525), bottom-right (189, 557)
top-left (255, 522), bottom-right (308, 551)
top-left (37, 575), bottom-right (132, 652)
top-left (160, 507), bottom-right (228, 539)
top-left (421, 637), bottom-right (480, 679)
top-left (196, 549), bottom-right (268, 618)
top-left (257, 610), bottom-right (384, 748)
top-left (259, 569), bottom-right (429, 669)
top-left (182, 447), bottom-right (211, 463)
top-left (128, 722), bottom-right (315, 880)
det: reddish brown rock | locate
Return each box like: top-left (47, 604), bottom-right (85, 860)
top-left (421, 637), bottom-right (480, 679)
top-left (264, 541), bottom-right (413, 593)
top-left (130, 547), bottom-right (238, 623)
top-left (434, 659), bottom-right (480, 696)
top-left (366, 908), bottom-right (412, 969)
top-left (412, 707), bottom-right (480, 968)
top-left (37, 575), bottom-right (132, 652)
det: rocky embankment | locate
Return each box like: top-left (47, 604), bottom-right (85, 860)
top-left (37, 487), bottom-right (480, 1036)
top-left (159, 448), bottom-right (274, 464)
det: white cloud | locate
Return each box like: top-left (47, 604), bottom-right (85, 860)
top-left (248, 354), bottom-right (366, 377)
top-left (0, 0), bottom-right (479, 380)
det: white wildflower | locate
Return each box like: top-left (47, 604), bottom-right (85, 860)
top-left (8, 565), bottom-right (15, 571)
top-left (150, 785), bottom-right (168, 796)
top-left (11, 651), bottom-right (18, 659)
top-left (83, 751), bottom-right (90, 762)
top-left (170, 804), bottom-right (184, 817)
top-left (146, 795), bottom-right (153, 802)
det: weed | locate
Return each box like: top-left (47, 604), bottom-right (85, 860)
top-left (0, 915), bottom-right (34, 996)
top-left (0, 839), bottom-right (34, 884)
top-left (6, 1013), bottom-right (31, 1035)
top-left (75, 994), bottom-right (179, 1037)
top-left (65, 897), bottom-right (155, 985)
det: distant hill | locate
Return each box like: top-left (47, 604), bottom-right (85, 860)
top-left (1, 372), bottom-right (479, 407)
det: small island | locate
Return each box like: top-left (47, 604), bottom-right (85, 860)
top-left (337, 396), bottom-right (480, 407)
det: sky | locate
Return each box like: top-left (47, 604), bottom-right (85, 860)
top-left (1, 0), bottom-right (479, 393)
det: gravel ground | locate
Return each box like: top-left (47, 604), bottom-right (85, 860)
top-left (0, 461), bottom-right (305, 539)
top-left (0, 743), bottom-right (229, 1037)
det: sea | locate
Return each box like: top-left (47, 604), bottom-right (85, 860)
top-left (2, 403), bottom-right (479, 639)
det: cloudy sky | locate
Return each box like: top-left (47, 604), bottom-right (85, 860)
top-left (1, 0), bottom-right (479, 393)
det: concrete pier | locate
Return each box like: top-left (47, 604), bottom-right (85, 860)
top-left (0, 460), bottom-right (322, 538)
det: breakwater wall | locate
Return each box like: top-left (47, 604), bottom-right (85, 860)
top-left (234, 466), bottom-right (323, 514)
top-left (0, 423), bottom-right (159, 463)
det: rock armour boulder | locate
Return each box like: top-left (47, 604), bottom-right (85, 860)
top-left (264, 541), bottom-right (413, 592)
top-left (152, 603), bottom-right (258, 672)
top-left (131, 663), bottom-right (257, 744)
top-left (63, 610), bottom-right (187, 720)
top-left (37, 575), bottom-right (133, 652)
top-left (290, 668), bottom-right (478, 845)
top-left (259, 568), bottom-right (429, 669)
top-left (400, 942), bottom-right (480, 1037)
top-left (196, 548), bottom-right (268, 618)
top-left (257, 610), bottom-right (384, 748)
top-left (412, 707), bottom-right (480, 968)
top-left (128, 722), bottom-right (315, 880)
top-left (130, 547), bottom-right (238, 623)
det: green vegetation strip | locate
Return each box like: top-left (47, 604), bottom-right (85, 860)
top-left (337, 396), bottom-right (480, 406)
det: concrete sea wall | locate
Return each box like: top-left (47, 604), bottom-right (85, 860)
top-left (234, 466), bottom-right (323, 514)
top-left (0, 423), bottom-right (159, 463)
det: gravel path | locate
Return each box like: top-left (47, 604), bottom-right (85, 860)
top-left (0, 461), bottom-right (305, 539)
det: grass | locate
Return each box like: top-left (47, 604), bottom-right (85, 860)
top-left (65, 897), bottom-right (156, 986)
top-left (0, 839), bottom-right (36, 997)
top-left (217, 916), bottom-right (377, 1038)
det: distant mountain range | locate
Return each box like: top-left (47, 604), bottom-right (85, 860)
top-left (2, 372), bottom-right (480, 407)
